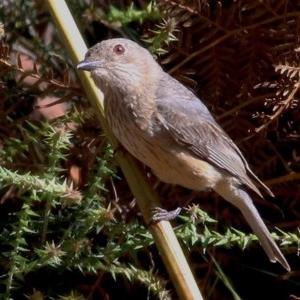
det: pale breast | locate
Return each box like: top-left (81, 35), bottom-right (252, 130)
top-left (105, 93), bottom-right (222, 191)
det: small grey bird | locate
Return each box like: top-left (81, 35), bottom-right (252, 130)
top-left (77, 38), bottom-right (290, 271)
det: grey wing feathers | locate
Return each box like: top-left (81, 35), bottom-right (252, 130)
top-left (155, 74), bottom-right (273, 197)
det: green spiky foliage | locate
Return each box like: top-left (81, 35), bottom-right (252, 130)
top-left (0, 1), bottom-right (300, 300)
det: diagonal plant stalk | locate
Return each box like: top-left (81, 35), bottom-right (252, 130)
top-left (46, 0), bottom-right (204, 299)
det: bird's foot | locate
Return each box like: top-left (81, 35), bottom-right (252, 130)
top-left (151, 207), bottom-right (182, 223)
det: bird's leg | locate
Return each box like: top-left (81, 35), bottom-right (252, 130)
top-left (150, 206), bottom-right (182, 223)
top-left (112, 142), bottom-right (126, 157)
top-left (150, 191), bottom-right (199, 223)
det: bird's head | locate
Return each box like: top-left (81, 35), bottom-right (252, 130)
top-left (77, 38), bottom-right (162, 94)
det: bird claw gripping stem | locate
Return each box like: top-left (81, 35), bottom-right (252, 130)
top-left (150, 207), bottom-right (182, 223)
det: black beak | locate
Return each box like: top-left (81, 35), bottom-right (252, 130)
top-left (77, 60), bottom-right (102, 71)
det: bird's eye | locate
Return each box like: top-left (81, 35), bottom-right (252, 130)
top-left (113, 44), bottom-right (125, 55)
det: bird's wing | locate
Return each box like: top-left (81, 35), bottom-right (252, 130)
top-left (155, 74), bottom-right (273, 197)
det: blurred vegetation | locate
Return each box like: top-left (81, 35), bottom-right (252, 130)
top-left (0, 0), bottom-right (300, 299)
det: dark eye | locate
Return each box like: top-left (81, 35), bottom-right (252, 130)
top-left (113, 44), bottom-right (125, 55)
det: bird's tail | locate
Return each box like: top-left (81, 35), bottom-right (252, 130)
top-left (214, 180), bottom-right (290, 271)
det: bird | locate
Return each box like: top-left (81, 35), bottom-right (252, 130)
top-left (77, 38), bottom-right (290, 271)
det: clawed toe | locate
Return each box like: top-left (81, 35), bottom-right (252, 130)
top-left (150, 207), bottom-right (182, 223)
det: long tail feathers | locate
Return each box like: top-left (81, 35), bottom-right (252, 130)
top-left (215, 181), bottom-right (290, 272)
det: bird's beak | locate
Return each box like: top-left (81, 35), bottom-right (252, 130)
top-left (77, 60), bottom-right (102, 71)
